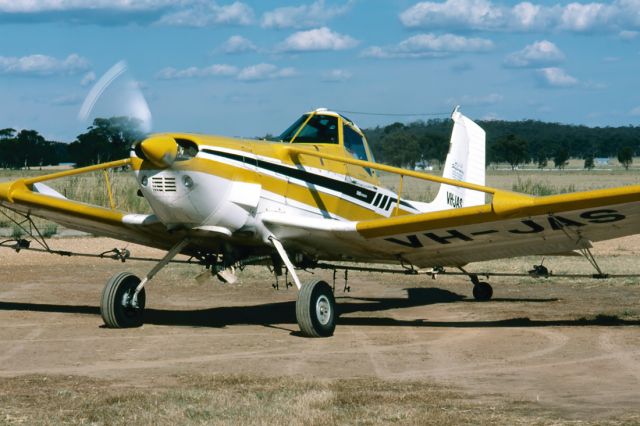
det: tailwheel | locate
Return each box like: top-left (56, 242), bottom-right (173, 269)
top-left (472, 281), bottom-right (493, 301)
top-left (100, 272), bottom-right (146, 328)
top-left (296, 280), bottom-right (336, 337)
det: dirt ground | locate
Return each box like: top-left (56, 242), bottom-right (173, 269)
top-left (1, 236), bottom-right (640, 423)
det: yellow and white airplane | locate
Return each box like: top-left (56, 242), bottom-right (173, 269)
top-left (1, 107), bottom-right (639, 337)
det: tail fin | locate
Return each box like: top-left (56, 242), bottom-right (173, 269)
top-left (430, 107), bottom-right (486, 210)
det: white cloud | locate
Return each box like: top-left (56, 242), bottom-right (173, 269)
top-left (559, 2), bottom-right (615, 31)
top-left (362, 33), bottom-right (494, 59)
top-left (156, 62), bottom-right (296, 81)
top-left (322, 69), bottom-right (353, 82)
top-left (399, 0), bottom-right (640, 33)
top-left (156, 1), bottom-right (253, 27)
top-left (278, 27), bottom-right (358, 52)
top-left (0, 0), bottom-right (176, 13)
top-left (537, 67), bottom-right (579, 87)
top-left (49, 93), bottom-right (84, 106)
top-left (219, 35), bottom-right (257, 54)
top-left (80, 71), bottom-right (96, 86)
top-left (446, 93), bottom-right (504, 106)
top-left (237, 63), bottom-right (297, 81)
top-left (400, 0), bottom-right (506, 30)
top-left (0, 53), bottom-right (89, 76)
top-left (619, 30), bottom-right (639, 39)
top-left (261, 0), bottom-right (354, 29)
top-left (156, 64), bottom-right (238, 79)
top-left (630, 106), bottom-right (640, 116)
top-left (481, 112), bottom-right (501, 121)
top-left (0, 1), bottom-right (256, 26)
top-left (504, 40), bottom-right (565, 68)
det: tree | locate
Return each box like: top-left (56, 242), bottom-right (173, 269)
top-left (617, 146), bottom-right (634, 170)
top-left (553, 148), bottom-right (569, 169)
top-left (420, 134), bottom-right (448, 169)
top-left (378, 130), bottom-right (420, 168)
top-left (492, 134), bottom-right (529, 169)
top-left (0, 128), bottom-right (15, 140)
top-left (584, 153), bottom-right (595, 170)
top-left (15, 130), bottom-right (46, 169)
top-left (534, 150), bottom-right (548, 169)
top-left (68, 116), bottom-right (146, 167)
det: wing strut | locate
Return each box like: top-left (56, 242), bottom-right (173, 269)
top-left (269, 237), bottom-right (301, 290)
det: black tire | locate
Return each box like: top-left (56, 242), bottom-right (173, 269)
top-left (296, 280), bottom-right (336, 337)
top-left (473, 281), bottom-right (493, 301)
top-left (100, 272), bottom-right (145, 328)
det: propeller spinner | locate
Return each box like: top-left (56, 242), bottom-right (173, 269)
top-left (138, 136), bottom-right (178, 168)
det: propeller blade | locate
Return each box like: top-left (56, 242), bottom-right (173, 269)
top-left (78, 60), bottom-right (153, 133)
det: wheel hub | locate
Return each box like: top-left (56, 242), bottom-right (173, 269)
top-left (316, 295), bottom-right (331, 325)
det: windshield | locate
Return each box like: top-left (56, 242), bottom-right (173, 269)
top-left (278, 114), bottom-right (339, 144)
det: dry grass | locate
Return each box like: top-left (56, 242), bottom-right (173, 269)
top-left (1, 167), bottom-right (147, 213)
top-left (45, 170), bottom-right (150, 213)
top-left (0, 168), bottom-right (149, 235)
top-left (0, 374), bottom-right (618, 425)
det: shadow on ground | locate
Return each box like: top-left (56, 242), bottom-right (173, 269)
top-left (1, 287), bottom-right (637, 329)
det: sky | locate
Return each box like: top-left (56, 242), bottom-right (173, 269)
top-left (1, 0), bottom-right (639, 142)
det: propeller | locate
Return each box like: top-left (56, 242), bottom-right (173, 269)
top-left (79, 60), bottom-right (180, 168)
top-left (78, 60), bottom-right (152, 133)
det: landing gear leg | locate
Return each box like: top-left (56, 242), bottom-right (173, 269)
top-left (270, 237), bottom-right (336, 337)
top-left (459, 267), bottom-right (493, 301)
top-left (100, 239), bottom-right (190, 328)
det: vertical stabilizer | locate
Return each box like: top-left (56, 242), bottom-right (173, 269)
top-left (429, 107), bottom-right (486, 210)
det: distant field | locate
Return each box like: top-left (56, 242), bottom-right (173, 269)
top-left (380, 167), bottom-right (640, 203)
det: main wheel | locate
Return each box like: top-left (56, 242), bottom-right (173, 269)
top-left (296, 280), bottom-right (336, 337)
top-left (472, 281), bottom-right (493, 301)
top-left (100, 272), bottom-right (146, 328)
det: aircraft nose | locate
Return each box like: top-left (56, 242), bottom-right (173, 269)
top-left (139, 136), bottom-right (178, 168)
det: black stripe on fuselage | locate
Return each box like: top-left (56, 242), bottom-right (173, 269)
top-left (201, 148), bottom-right (416, 210)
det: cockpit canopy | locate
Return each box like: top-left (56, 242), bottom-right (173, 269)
top-left (279, 114), bottom-right (339, 144)
top-left (277, 109), bottom-right (374, 164)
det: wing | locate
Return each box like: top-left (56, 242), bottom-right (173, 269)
top-left (262, 185), bottom-right (640, 267)
top-left (0, 174), bottom-right (180, 251)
